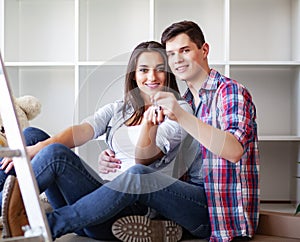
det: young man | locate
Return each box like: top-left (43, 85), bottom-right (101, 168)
top-left (153, 20), bottom-right (260, 241)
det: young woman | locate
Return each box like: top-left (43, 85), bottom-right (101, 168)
top-left (0, 41), bottom-right (194, 241)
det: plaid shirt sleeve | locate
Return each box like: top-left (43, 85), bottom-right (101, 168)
top-left (202, 74), bottom-right (260, 242)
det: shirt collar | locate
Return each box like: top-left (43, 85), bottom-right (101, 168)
top-left (200, 68), bottom-right (219, 91)
top-left (183, 68), bottom-right (220, 100)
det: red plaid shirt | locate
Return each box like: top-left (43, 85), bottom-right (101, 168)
top-left (183, 69), bottom-right (260, 242)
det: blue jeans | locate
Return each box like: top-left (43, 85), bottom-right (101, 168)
top-left (2, 127), bottom-right (211, 240)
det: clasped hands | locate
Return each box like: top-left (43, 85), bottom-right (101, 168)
top-left (143, 100), bottom-right (165, 125)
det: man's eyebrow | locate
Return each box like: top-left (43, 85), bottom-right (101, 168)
top-left (167, 46), bottom-right (190, 53)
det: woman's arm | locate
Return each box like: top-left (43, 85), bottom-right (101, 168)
top-left (1, 123), bottom-right (95, 173)
top-left (28, 123), bottom-right (94, 159)
top-left (44, 123), bottom-right (94, 148)
top-left (135, 106), bottom-right (164, 165)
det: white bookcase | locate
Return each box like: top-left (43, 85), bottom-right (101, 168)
top-left (1, 0), bottom-right (300, 210)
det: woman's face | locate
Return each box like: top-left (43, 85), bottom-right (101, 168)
top-left (135, 51), bottom-right (166, 101)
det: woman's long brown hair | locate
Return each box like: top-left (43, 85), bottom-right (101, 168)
top-left (123, 41), bottom-right (181, 126)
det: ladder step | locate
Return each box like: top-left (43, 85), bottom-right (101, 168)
top-left (0, 148), bottom-right (21, 158)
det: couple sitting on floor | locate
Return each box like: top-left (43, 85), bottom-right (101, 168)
top-left (0, 20), bottom-right (259, 242)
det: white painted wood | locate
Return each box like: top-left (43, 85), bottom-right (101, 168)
top-left (0, 52), bottom-right (52, 242)
top-left (0, 0), bottom-right (299, 211)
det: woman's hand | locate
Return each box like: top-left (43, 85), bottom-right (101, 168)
top-left (0, 141), bottom-right (46, 173)
top-left (0, 157), bottom-right (14, 173)
top-left (143, 105), bottom-right (164, 125)
top-left (98, 149), bottom-right (121, 174)
top-left (26, 142), bottom-right (45, 160)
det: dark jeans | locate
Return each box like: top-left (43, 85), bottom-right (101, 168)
top-left (1, 127), bottom-right (211, 240)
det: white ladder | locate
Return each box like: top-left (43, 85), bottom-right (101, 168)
top-left (0, 51), bottom-right (52, 242)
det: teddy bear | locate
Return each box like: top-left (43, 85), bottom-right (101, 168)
top-left (0, 95), bottom-right (53, 212)
top-left (0, 95), bottom-right (41, 147)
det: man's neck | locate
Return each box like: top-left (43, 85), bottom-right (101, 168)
top-left (186, 69), bottom-right (210, 106)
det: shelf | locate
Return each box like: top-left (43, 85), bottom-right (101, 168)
top-left (4, 62), bottom-right (75, 67)
top-left (260, 203), bottom-right (297, 215)
top-left (154, 0), bottom-right (225, 62)
top-left (4, 0), bottom-right (75, 62)
top-left (1, 0), bottom-right (300, 204)
top-left (4, 61), bottom-right (300, 68)
top-left (230, 0), bottom-right (300, 62)
top-left (229, 61), bottom-right (300, 67)
top-left (259, 136), bottom-right (300, 142)
top-left (79, 0), bottom-right (150, 62)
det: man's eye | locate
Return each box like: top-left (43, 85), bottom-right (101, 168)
top-left (183, 49), bottom-right (190, 53)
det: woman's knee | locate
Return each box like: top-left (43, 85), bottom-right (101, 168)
top-left (23, 127), bottom-right (50, 145)
top-left (127, 164), bottom-right (154, 174)
top-left (33, 143), bottom-right (79, 169)
top-left (41, 143), bottom-right (71, 156)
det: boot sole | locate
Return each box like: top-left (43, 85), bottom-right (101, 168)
top-left (112, 215), bottom-right (182, 242)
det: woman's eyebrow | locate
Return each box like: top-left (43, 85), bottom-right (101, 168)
top-left (156, 63), bottom-right (165, 68)
top-left (137, 63), bottom-right (164, 68)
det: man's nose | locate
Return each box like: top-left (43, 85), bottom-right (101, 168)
top-left (174, 53), bottom-right (184, 63)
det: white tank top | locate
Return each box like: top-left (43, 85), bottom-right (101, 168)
top-left (100, 125), bottom-right (142, 181)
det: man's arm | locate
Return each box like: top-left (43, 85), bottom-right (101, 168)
top-left (154, 92), bottom-right (243, 163)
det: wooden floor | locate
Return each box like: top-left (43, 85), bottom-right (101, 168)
top-left (1, 231), bottom-right (300, 242)
top-left (54, 233), bottom-right (300, 242)
top-left (2, 204), bottom-right (300, 241)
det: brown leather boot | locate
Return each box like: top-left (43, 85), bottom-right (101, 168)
top-left (1, 175), bottom-right (29, 238)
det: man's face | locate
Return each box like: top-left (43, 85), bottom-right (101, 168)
top-left (165, 33), bottom-right (207, 83)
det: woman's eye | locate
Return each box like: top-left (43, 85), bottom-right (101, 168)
top-left (139, 68), bottom-right (148, 73)
top-left (156, 68), bottom-right (165, 72)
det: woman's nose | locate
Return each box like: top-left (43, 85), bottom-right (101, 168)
top-left (147, 70), bottom-right (156, 81)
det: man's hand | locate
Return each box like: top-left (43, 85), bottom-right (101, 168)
top-left (98, 149), bottom-right (121, 174)
top-left (152, 92), bottom-right (182, 122)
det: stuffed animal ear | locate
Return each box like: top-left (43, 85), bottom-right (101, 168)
top-left (0, 123), bottom-right (7, 147)
top-left (15, 95), bottom-right (42, 120)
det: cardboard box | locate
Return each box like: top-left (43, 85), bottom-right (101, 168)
top-left (257, 210), bottom-right (300, 239)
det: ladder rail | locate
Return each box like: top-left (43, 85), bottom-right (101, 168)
top-left (0, 52), bottom-right (52, 242)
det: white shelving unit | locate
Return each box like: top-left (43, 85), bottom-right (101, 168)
top-left (0, 0), bottom-right (299, 211)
